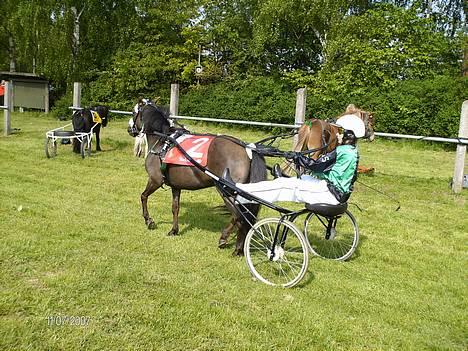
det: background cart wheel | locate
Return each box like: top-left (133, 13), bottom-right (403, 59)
top-left (44, 137), bottom-right (57, 158)
top-left (80, 136), bottom-right (92, 158)
top-left (304, 210), bottom-right (359, 261)
top-left (244, 218), bottom-right (309, 287)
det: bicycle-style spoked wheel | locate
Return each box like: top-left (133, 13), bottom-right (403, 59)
top-left (244, 218), bottom-right (309, 287)
top-left (304, 210), bottom-right (359, 261)
top-left (44, 137), bottom-right (57, 158)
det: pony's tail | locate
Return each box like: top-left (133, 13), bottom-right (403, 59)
top-left (240, 151), bottom-right (267, 226)
top-left (249, 151), bottom-right (267, 183)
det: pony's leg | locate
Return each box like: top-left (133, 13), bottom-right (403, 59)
top-left (234, 224), bottom-right (248, 256)
top-left (95, 129), bottom-right (101, 151)
top-left (218, 216), bottom-right (237, 248)
top-left (167, 188), bottom-right (181, 236)
top-left (141, 179), bottom-right (161, 230)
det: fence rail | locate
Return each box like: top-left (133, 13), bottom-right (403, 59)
top-left (69, 83), bottom-right (467, 192)
top-left (70, 106), bottom-right (468, 145)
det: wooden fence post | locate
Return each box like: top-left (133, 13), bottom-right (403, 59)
top-left (44, 82), bottom-right (49, 113)
top-left (170, 83), bottom-right (179, 117)
top-left (452, 100), bottom-right (468, 193)
top-left (3, 80), bottom-right (11, 136)
top-left (293, 87), bottom-right (307, 149)
top-left (73, 82), bottom-right (81, 109)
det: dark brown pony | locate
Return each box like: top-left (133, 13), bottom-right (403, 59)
top-left (132, 103), bottom-right (267, 255)
top-left (72, 106), bottom-right (109, 153)
top-left (283, 105), bottom-right (375, 174)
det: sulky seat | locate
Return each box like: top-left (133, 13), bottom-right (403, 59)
top-left (305, 202), bottom-right (348, 217)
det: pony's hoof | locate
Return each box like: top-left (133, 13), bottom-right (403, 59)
top-left (147, 221), bottom-right (156, 230)
top-left (167, 229), bottom-right (178, 236)
top-left (232, 248), bottom-right (244, 256)
top-left (218, 239), bottom-right (228, 249)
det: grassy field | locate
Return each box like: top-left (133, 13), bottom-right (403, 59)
top-left (0, 112), bottom-right (466, 350)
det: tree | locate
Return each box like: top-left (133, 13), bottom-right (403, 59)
top-left (89, 0), bottom-right (204, 107)
top-left (309, 3), bottom-right (460, 92)
top-left (200, 0), bottom-right (260, 76)
top-left (251, 0), bottom-right (371, 74)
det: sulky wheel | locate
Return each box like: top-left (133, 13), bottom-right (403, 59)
top-left (244, 217), bottom-right (309, 288)
top-left (304, 210), bottom-right (359, 261)
top-left (45, 137), bottom-right (57, 158)
top-left (80, 136), bottom-right (92, 158)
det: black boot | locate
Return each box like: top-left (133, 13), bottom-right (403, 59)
top-left (271, 164), bottom-right (283, 179)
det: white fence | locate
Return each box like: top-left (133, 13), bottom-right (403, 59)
top-left (71, 83), bottom-right (467, 192)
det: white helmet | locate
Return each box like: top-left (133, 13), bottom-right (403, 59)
top-left (336, 114), bottom-right (366, 138)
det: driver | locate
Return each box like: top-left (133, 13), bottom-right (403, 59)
top-left (231, 114), bottom-right (365, 205)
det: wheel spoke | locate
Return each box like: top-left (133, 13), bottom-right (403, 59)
top-left (245, 218), bottom-right (308, 287)
top-left (305, 212), bottom-right (359, 261)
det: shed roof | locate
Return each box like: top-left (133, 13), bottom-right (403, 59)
top-left (0, 71), bottom-right (48, 83)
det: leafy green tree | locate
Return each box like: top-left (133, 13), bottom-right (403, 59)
top-left (251, 0), bottom-right (371, 74)
top-left (89, 0), bottom-right (204, 107)
top-left (301, 3), bottom-right (461, 94)
top-left (200, 0), bottom-right (260, 76)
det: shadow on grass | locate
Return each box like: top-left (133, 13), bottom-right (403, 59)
top-left (144, 200), bottom-right (230, 237)
top-left (177, 201), bottom-right (231, 236)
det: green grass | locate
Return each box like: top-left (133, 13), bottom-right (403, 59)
top-left (0, 112), bottom-right (467, 350)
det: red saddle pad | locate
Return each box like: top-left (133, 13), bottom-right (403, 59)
top-left (163, 135), bottom-right (215, 167)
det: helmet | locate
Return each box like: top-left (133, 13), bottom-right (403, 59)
top-left (335, 114), bottom-right (366, 138)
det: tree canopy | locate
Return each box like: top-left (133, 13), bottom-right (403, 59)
top-left (0, 0), bottom-right (465, 118)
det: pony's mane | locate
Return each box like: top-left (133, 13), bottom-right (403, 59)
top-left (141, 103), bottom-right (171, 134)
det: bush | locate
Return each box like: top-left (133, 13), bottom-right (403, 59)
top-left (180, 75), bottom-right (467, 139)
top-left (179, 76), bottom-right (296, 126)
top-left (366, 76), bottom-right (467, 138)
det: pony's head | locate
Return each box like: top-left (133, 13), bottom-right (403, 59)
top-left (342, 104), bottom-right (375, 141)
top-left (130, 103), bottom-right (171, 137)
top-left (72, 109), bottom-right (90, 132)
top-left (93, 105), bottom-right (109, 127)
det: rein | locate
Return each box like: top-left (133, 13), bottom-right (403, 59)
top-left (252, 128), bottom-right (331, 158)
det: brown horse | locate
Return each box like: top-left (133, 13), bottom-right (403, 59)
top-left (283, 104), bottom-right (375, 175)
top-left (132, 103), bottom-right (267, 255)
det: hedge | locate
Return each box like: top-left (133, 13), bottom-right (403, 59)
top-left (179, 75), bottom-right (467, 138)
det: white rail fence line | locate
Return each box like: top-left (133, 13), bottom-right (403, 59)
top-left (71, 83), bottom-right (467, 192)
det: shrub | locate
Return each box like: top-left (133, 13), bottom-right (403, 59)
top-left (179, 76), bottom-right (296, 126)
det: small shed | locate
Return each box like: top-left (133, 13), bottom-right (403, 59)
top-left (0, 71), bottom-right (49, 112)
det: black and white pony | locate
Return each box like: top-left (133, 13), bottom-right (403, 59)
top-left (72, 106), bottom-right (109, 153)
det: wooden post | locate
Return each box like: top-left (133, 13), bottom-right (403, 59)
top-left (44, 82), bottom-right (49, 113)
top-left (170, 83), bottom-right (179, 116)
top-left (452, 100), bottom-right (468, 193)
top-left (293, 87), bottom-right (307, 149)
top-left (3, 80), bottom-right (11, 136)
top-left (73, 82), bottom-right (81, 109)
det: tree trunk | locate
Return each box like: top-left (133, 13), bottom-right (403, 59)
top-left (9, 36), bottom-right (16, 72)
top-left (71, 6), bottom-right (84, 78)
